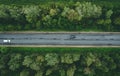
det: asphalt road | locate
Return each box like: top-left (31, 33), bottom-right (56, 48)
top-left (0, 33), bottom-right (120, 46)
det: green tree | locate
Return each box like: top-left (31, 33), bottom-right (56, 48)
top-left (104, 19), bottom-right (112, 30)
top-left (59, 69), bottom-right (66, 76)
top-left (8, 53), bottom-right (22, 71)
top-left (106, 10), bottom-right (113, 19)
top-left (23, 54), bottom-right (44, 71)
top-left (45, 53), bottom-right (59, 66)
top-left (23, 55), bottom-right (33, 67)
top-left (96, 19), bottom-right (104, 25)
top-left (35, 71), bottom-right (43, 76)
top-left (85, 53), bottom-right (96, 67)
top-left (22, 5), bottom-right (41, 24)
top-left (36, 21), bottom-right (41, 30)
top-left (103, 19), bottom-right (111, 25)
top-left (8, 6), bottom-right (22, 21)
top-left (0, 5), bottom-right (10, 19)
top-left (45, 69), bottom-right (53, 76)
top-left (5, 25), bottom-right (16, 31)
top-left (83, 67), bottom-right (95, 76)
top-left (0, 47), bottom-right (8, 54)
top-left (66, 65), bottom-right (76, 76)
top-left (0, 55), bottom-right (8, 70)
top-left (0, 49), bottom-right (9, 70)
top-left (114, 17), bottom-right (120, 25)
top-left (20, 70), bottom-right (30, 76)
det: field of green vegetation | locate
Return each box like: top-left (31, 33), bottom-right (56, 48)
top-left (0, 0), bottom-right (120, 31)
top-left (0, 47), bottom-right (120, 76)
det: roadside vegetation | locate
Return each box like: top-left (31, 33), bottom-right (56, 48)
top-left (0, 0), bottom-right (120, 31)
top-left (0, 0), bottom-right (120, 76)
top-left (0, 47), bottom-right (120, 76)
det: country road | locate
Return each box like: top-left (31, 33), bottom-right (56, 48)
top-left (0, 33), bottom-right (120, 46)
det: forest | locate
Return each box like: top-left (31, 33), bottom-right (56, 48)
top-left (0, 1), bottom-right (120, 31)
top-left (0, 47), bottom-right (120, 76)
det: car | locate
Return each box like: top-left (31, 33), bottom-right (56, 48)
top-left (3, 40), bottom-right (11, 43)
top-left (70, 35), bottom-right (76, 39)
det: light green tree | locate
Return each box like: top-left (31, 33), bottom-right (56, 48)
top-left (23, 54), bottom-right (44, 71)
top-left (62, 2), bottom-right (102, 21)
top-left (75, 2), bottom-right (102, 18)
top-left (49, 8), bottom-right (58, 16)
top-left (22, 5), bottom-right (41, 23)
top-left (45, 53), bottom-right (59, 66)
top-left (62, 7), bottom-right (81, 21)
top-left (106, 10), bottom-right (113, 19)
top-left (9, 6), bottom-right (22, 21)
top-left (61, 54), bottom-right (80, 64)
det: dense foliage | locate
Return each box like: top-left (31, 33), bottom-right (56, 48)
top-left (0, 47), bottom-right (120, 76)
top-left (0, 1), bottom-right (120, 31)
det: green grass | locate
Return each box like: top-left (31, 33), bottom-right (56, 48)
top-left (4, 47), bottom-right (120, 53)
